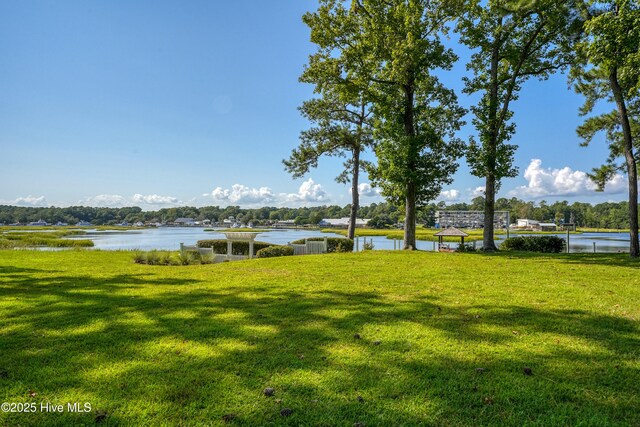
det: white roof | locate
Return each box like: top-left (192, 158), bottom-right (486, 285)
top-left (517, 219), bottom-right (539, 224)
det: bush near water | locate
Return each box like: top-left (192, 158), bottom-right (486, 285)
top-left (256, 245), bottom-right (294, 258)
top-left (501, 235), bottom-right (566, 253)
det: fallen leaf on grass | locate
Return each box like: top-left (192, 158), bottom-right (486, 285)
top-left (280, 408), bottom-right (293, 417)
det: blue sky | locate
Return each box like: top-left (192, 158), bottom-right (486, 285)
top-left (0, 1), bottom-right (627, 210)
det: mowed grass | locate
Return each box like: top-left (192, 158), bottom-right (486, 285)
top-left (0, 250), bottom-right (638, 426)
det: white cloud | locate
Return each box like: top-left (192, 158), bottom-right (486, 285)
top-left (80, 194), bottom-right (127, 207)
top-left (131, 194), bottom-right (179, 205)
top-left (209, 184), bottom-right (276, 205)
top-left (349, 182), bottom-right (380, 197)
top-left (80, 194), bottom-right (184, 208)
top-left (282, 179), bottom-right (329, 204)
top-left (438, 189), bottom-right (460, 201)
top-left (511, 159), bottom-right (626, 198)
top-left (206, 179), bottom-right (329, 207)
top-left (0, 195), bottom-right (48, 207)
top-left (471, 186), bottom-right (485, 198)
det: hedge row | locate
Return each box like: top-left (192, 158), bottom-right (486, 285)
top-left (256, 245), bottom-right (294, 258)
top-left (500, 236), bottom-right (566, 253)
top-left (197, 239), bottom-right (271, 255)
top-left (290, 237), bottom-right (354, 253)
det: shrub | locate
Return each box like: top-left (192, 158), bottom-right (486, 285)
top-left (196, 239), bottom-right (271, 255)
top-left (500, 236), bottom-right (565, 253)
top-left (133, 250), bottom-right (183, 265)
top-left (177, 251), bottom-right (197, 265)
top-left (145, 250), bottom-right (161, 265)
top-left (133, 251), bottom-right (145, 264)
top-left (455, 243), bottom-right (477, 253)
top-left (256, 245), bottom-right (294, 258)
top-left (290, 237), bottom-right (354, 253)
top-left (362, 241), bottom-right (375, 251)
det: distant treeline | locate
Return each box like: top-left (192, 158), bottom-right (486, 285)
top-left (0, 197), bottom-right (633, 229)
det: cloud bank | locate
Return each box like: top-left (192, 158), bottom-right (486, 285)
top-left (511, 159), bottom-right (626, 198)
top-left (79, 194), bottom-right (185, 209)
top-left (0, 195), bottom-right (48, 207)
top-left (205, 179), bottom-right (329, 207)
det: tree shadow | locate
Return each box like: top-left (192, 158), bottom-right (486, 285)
top-left (0, 265), bottom-right (638, 426)
top-left (488, 251), bottom-right (640, 269)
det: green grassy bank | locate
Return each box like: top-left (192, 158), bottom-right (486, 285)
top-left (0, 250), bottom-right (638, 426)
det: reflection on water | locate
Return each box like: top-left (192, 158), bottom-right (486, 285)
top-left (63, 228), bottom-right (632, 253)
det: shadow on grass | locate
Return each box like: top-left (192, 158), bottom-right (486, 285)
top-left (0, 265), bottom-right (638, 426)
top-left (473, 250), bottom-right (640, 269)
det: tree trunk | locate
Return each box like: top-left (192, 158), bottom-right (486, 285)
top-left (609, 67), bottom-right (639, 257)
top-left (403, 80), bottom-right (417, 250)
top-left (482, 38), bottom-right (500, 252)
top-left (347, 148), bottom-right (361, 240)
top-left (483, 174), bottom-right (497, 250)
top-left (404, 183), bottom-right (416, 250)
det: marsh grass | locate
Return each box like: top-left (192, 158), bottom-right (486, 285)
top-left (0, 250), bottom-right (638, 426)
top-left (0, 230), bottom-right (93, 248)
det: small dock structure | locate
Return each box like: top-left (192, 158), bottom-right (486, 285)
top-left (433, 227), bottom-right (469, 252)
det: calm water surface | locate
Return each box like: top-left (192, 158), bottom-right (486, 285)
top-left (72, 228), bottom-right (632, 253)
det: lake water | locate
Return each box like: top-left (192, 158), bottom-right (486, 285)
top-left (70, 227), bottom-right (632, 253)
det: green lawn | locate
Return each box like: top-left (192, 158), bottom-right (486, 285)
top-left (0, 250), bottom-right (638, 426)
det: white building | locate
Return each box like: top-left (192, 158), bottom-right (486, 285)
top-left (318, 217), bottom-right (370, 228)
top-left (517, 219), bottom-right (539, 228)
top-left (435, 211), bottom-right (510, 229)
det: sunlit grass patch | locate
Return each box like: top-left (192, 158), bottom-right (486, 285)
top-left (0, 250), bottom-right (638, 425)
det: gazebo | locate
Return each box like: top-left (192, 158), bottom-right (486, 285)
top-left (433, 227), bottom-right (469, 252)
top-left (223, 232), bottom-right (261, 259)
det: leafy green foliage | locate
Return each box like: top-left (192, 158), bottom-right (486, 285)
top-left (346, 0), bottom-right (466, 249)
top-left (501, 235), bottom-right (566, 253)
top-left (455, 243), bottom-right (478, 252)
top-left (287, 1), bottom-right (377, 239)
top-left (255, 245), bottom-right (294, 258)
top-left (457, 0), bottom-right (581, 249)
top-left (571, 0), bottom-right (640, 256)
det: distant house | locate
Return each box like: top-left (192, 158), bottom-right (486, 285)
top-left (538, 222), bottom-right (558, 232)
top-left (516, 219), bottom-right (539, 228)
top-left (318, 217), bottom-right (370, 228)
top-left (515, 219), bottom-right (556, 231)
top-left (29, 219), bottom-right (49, 226)
top-left (55, 221), bottom-right (68, 226)
top-left (174, 218), bottom-right (196, 226)
top-left (76, 220), bottom-right (93, 226)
